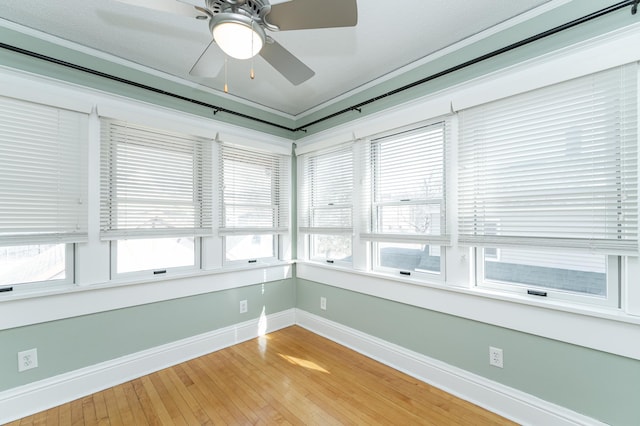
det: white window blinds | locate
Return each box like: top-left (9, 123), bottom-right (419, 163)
top-left (100, 119), bottom-right (213, 239)
top-left (219, 143), bottom-right (289, 235)
top-left (458, 64), bottom-right (638, 254)
top-left (0, 96), bottom-right (88, 246)
top-left (298, 144), bottom-right (353, 235)
top-left (363, 123), bottom-right (448, 244)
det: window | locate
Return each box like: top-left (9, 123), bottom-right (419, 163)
top-left (459, 64), bottom-right (637, 305)
top-left (0, 95), bottom-right (88, 288)
top-left (219, 143), bottom-right (289, 264)
top-left (0, 244), bottom-right (71, 287)
top-left (478, 248), bottom-right (616, 300)
top-left (100, 119), bottom-right (212, 275)
top-left (298, 144), bottom-right (353, 264)
top-left (363, 122), bottom-right (449, 277)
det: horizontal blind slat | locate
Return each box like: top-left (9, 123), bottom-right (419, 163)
top-left (299, 144), bottom-right (353, 232)
top-left (100, 119), bottom-right (213, 239)
top-left (458, 64), bottom-right (638, 253)
top-left (219, 142), bottom-right (289, 234)
top-left (0, 95), bottom-right (88, 245)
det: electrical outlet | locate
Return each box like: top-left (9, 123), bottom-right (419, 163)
top-left (320, 296), bottom-right (327, 311)
top-left (489, 346), bottom-right (503, 368)
top-left (239, 299), bottom-right (248, 314)
top-left (18, 348), bottom-right (38, 372)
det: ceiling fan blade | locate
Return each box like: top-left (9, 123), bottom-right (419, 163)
top-left (113, 0), bottom-right (205, 19)
top-left (190, 40), bottom-right (225, 77)
top-left (267, 0), bottom-right (357, 31)
top-left (259, 40), bottom-right (315, 85)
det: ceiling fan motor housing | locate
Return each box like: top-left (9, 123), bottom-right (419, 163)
top-left (205, 0), bottom-right (273, 26)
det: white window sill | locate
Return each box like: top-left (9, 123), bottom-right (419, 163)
top-left (295, 260), bottom-right (640, 360)
top-left (0, 261), bottom-right (293, 330)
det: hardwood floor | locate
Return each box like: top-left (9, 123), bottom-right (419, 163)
top-left (9, 326), bottom-right (516, 425)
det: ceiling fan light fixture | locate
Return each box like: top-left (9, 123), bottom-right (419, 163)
top-left (211, 14), bottom-right (265, 60)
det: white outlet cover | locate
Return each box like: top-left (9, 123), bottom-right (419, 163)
top-left (239, 299), bottom-right (248, 314)
top-left (18, 348), bottom-right (38, 372)
top-left (489, 346), bottom-right (504, 368)
top-left (320, 297), bottom-right (327, 310)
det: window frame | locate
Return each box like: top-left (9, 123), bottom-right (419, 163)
top-left (308, 232), bottom-right (354, 266)
top-left (364, 120), bottom-right (449, 281)
top-left (218, 142), bottom-right (290, 268)
top-left (475, 248), bottom-right (620, 307)
top-left (100, 118), bottom-right (213, 278)
top-left (298, 143), bottom-right (355, 266)
top-left (222, 233), bottom-right (279, 267)
top-left (372, 241), bottom-right (445, 281)
top-left (109, 237), bottom-right (202, 279)
top-left (0, 243), bottom-right (75, 290)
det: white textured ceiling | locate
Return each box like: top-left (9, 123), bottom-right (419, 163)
top-left (0, 0), bottom-right (554, 117)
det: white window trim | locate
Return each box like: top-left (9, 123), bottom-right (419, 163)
top-left (222, 234), bottom-right (279, 268)
top-left (295, 24), bottom-right (640, 319)
top-left (0, 262), bottom-right (293, 330)
top-left (109, 238), bottom-right (202, 280)
top-left (371, 241), bottom-right (445, 283)
top-left (296, 261), bottom-right (640, 361)
top-left (475, 249), bottom-right (620, 308)
top-left (0, 244), bottom-right (75, 291)
top-left (307, 233), bottom-right (354, 266)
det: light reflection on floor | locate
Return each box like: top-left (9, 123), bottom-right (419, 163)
top-left (278, 353), bottom-right (330, 373)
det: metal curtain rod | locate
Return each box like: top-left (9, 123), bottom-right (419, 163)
top-left (0, 0), bottom-right (635, 135)
top-left (294, 0), bottom-right (637, 132)
top-left (0, 41), bottom-right (297, 133)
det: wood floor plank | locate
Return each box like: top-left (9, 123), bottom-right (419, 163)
top-left (69, 397), bottom-right (84, 426)
top-left (92, 391), bottom-right (110, 426)
top-left (101, 388), bottom-right (125, 426)
top-left (10, 326), bottom-right (516, 425)
top-left (226, 339), bottom-right (344, 425)
top-left (80, 395), bottom-right (97, 425)
top-left (177, 362), bottom-right (229, 424)
top-left (230, 338), bottom-right (376, 425)
top-left (124, 380), bottom-right (152, 425)
top-left (275, 327), bottom-right (466, 424)
top-left (18, 415), bottom-right (34, 426)
top-left (192, 354), bottom-right (262, 424)
top-left (58, 398), bottom-right (72, 426)
top-left (136, 376), bottom-right (173, 425)
top-left (160, 367), bottom-right (212, 425)
top-left (146, 373), bottom-right (187, 425)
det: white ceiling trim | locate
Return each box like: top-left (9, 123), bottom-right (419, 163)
top-left (0, 0), bottom-right (568, 122)
top-left (293, 0), bottom-right (572, 120)
top-left (0, 17), bottom-right (298, 120)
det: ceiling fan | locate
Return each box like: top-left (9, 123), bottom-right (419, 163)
top-left (114, 0), bottom-right (358, 86)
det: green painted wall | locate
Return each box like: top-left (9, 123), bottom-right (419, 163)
top-left (296, 278), bottom-right (640, 426)
top-left (0, 279), bottom-right (295, 392)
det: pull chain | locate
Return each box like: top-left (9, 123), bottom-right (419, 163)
top-left (250, 19), bottom-right (256, 80)
top-left (224, 56), bottom-right (229, 93)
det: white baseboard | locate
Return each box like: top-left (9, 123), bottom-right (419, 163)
top-left (1, 307), bottom-right (604, 425)
top-left (0, 309), bottom-right (295, 424)
top-left (295, 309), bottom-right (604, 426)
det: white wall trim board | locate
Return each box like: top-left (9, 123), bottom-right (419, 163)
top-left (0, 18), bottom-right (297, 121)
top-left (0, 309), bottom-right (296, 424)
top-left (295, 309), bottom-right (605, 426)
top-left (296, 263), bottom-right (640, 361)
top-left (1, 264), bottom-right (292, 330)
top-left (293, 0), bottom-right (572, 120)
top-left (295, 22), bottom-right (640, 153)
top-left (0, 64), bottom-right (294, 149)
